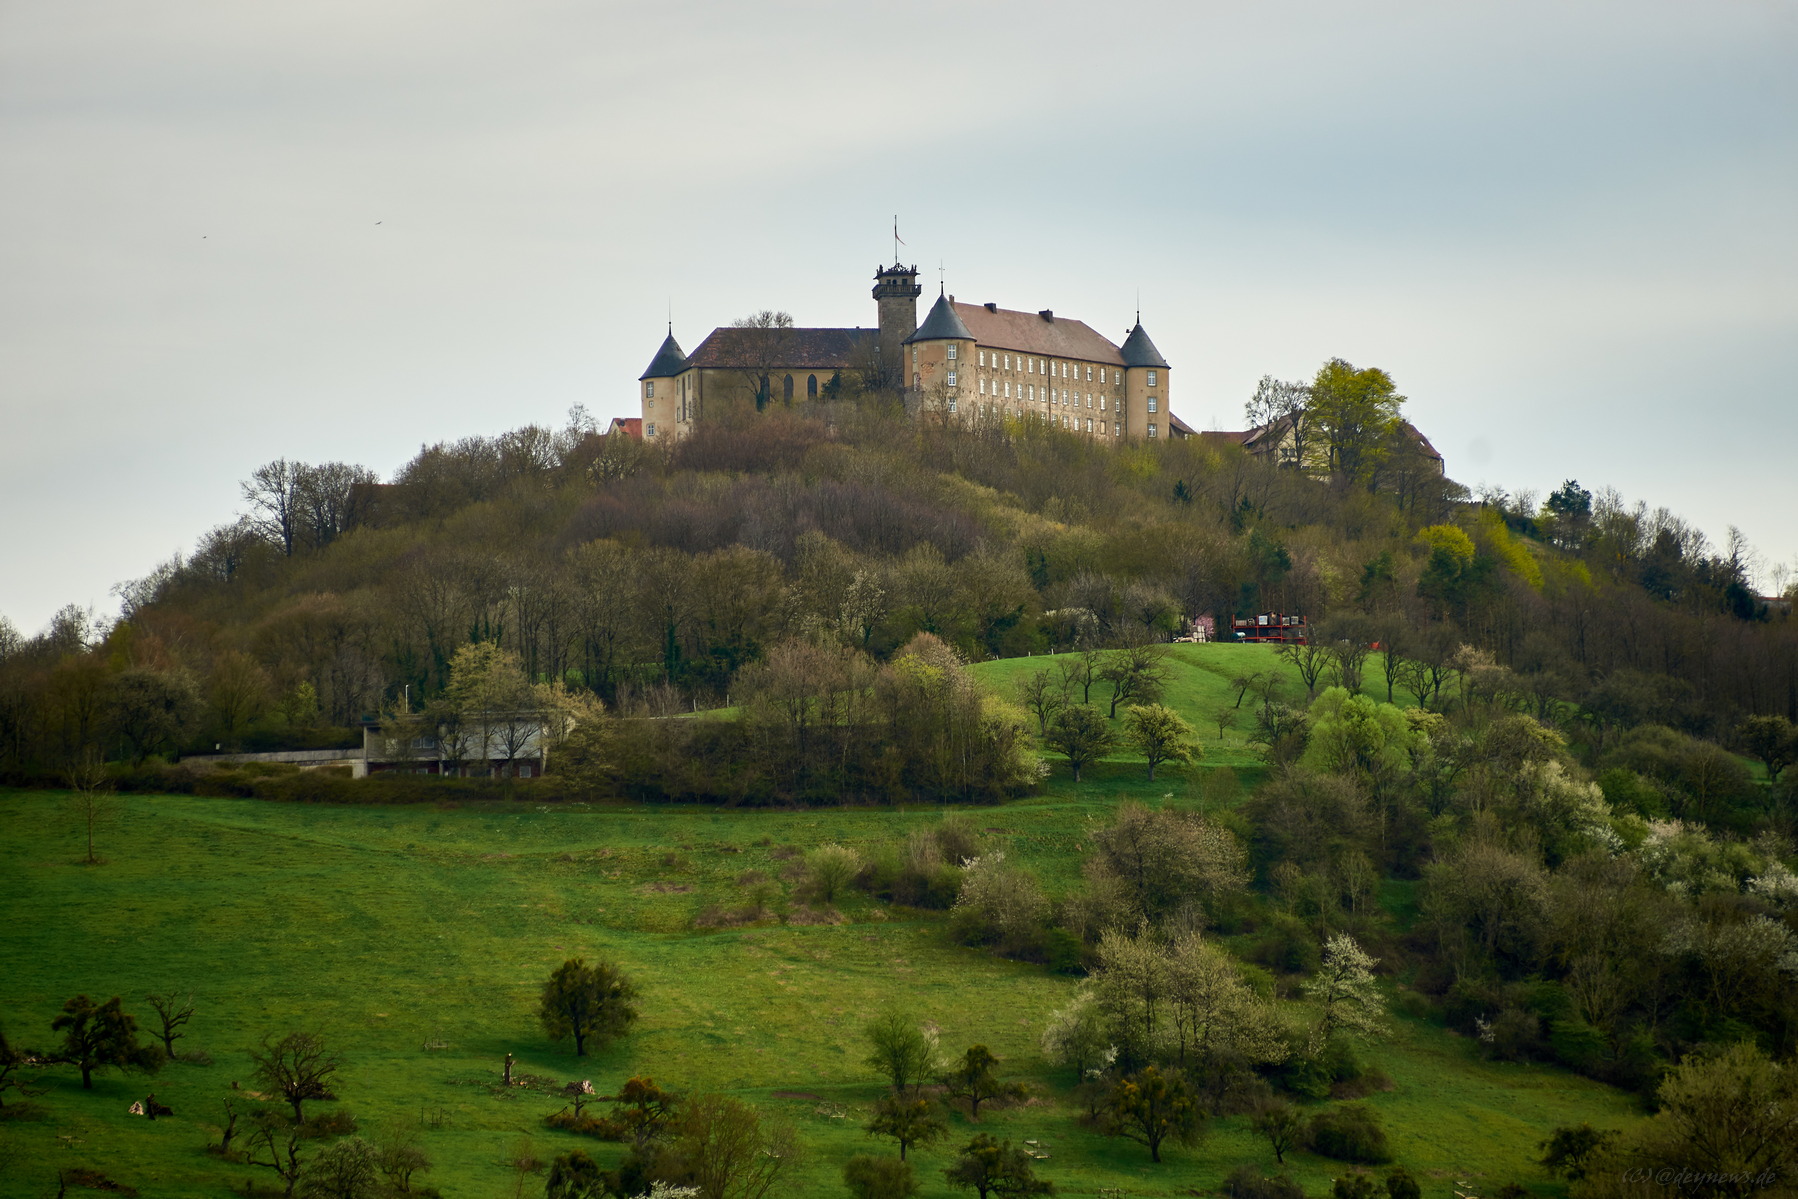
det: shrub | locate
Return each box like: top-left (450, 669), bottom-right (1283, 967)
top-left (1223, 1164), bottom-right (1306, 1199)
top-left (1385, 1167), bottom-right (1421, 1199)
top-left (1332, 1174), bottom-right (1378, 1199)
top-left (805, 844), bottom-right (863, 905)
top-left (1307, 1103), bottom-right (1391, 1164)
top-left (843, 1153), bottom-right (918, 1199)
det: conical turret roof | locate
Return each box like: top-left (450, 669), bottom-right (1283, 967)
top-left (639, 330), bottom-right (689, 380)
top-left (1120, 322), bottom-right (1169, 369)
top-left (905, 291), bottom-right (973, 343)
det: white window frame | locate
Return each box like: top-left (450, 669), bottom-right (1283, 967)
top-left (946, 370), bottom-right (957, 387)
top-left (1148, 370), bottom-right (1158, 386)
top-left (947, 344), bottom-right (958, 360)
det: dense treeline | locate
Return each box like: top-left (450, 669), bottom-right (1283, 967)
top-left (0, 395), bottom-right (1792, 780)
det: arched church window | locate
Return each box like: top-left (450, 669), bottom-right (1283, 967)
top-left (783, 374), bottom-right (794, 401)
top-left (807, 374), bottom-right (818, 398)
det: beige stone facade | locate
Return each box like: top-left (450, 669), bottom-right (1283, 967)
top-left (638, 264), bottom-right (1182, 443)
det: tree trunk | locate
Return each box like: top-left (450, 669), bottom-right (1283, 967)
top-left (79, 1062), bottom-right (93, 1089)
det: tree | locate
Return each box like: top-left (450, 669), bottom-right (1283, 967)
top-left (604, 1075), bottom-right (681, 1150)
top-left (1307, 358), bottom-right (1405, 489)
top-left (1252, 1099), bottom-right (1304, 1165)
top-left (545, 1149), bottom-right (606, 1199)
top-left (106, 666), bottom-right (203, 762)
top-left (673, 1093), bottom-right (801, 1199)
top-left (1244, 375), bottom-right (1314, 469)
top-left (144, 990), bottom-right (195, 1057)
top-left (941, 1045), bottom-right (1026, 1120)
top-left (1737, 714), bottom-right (1797, 784)
top-left (1040, 990), bottom-right (1110, 1081)
top-left (943, 1133), bottom-right (1055, 1198)
top-left (1580, 1042), bottom-right (1798, 1199)
top-left (246, 1106), bottom-right (309, 1197)
top-left (1100, 645), bottom-right (1171, 718)
top-left (300, 1136), bottom-right (379, 1199)
top-left (1099, 1066), bottom-right (1201, 1163)
top-left (1043, 705), bottom-right (1113, 783)
top-left (724, 310), bottom-right (797, 411)
top-left (1302, 935), bottom-right (1388, 1052)
top-left (1537, 1123), bottom-right (1618, 1180)
top-left (539, 958), bottom-right (639, 1057)
top-left (1124, 704), bottom-right (1198, 781)
top-left (844, 1154), bottom-right (919, 1199)
top-left (251, 1032), bottom-right (342, 1122)
top-left (1015, 669), bottom-right (1068, 737)
top-left (65, 752), bottom-right (113, 865)
top-left (1278, 641), bottom-right (1331, 700)
top-left (1087, 802), bottom-right (1248, 925)
top-left (865, 1092), bottom-right (948, 1160)
top-left (863, 1012), bottom-right (939, 1097)
top-left (51, 995), bottom-right (158, 1089)
top-left (0, 1023), bottom-right (44, 1109)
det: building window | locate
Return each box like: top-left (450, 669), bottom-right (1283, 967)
top-left (1115, 371), bottom-right (1122, 384)
top-left (978, 350), bottom-right (987, 366)
top-left (807, 374), bottom-right (818, 397)
top-left (1148, 397), bottom-right (1157, 413)
top-left (913, 372), bottom-right (920, 388)
top-left (979, 378), bottom-right (987, 395)
top-left (1149, 423), bottom-right (1158, 437)
top-left (645, 381), bottom-right (655, 397)
top-left (1114, 421), bottom-right (1121, 436)
top-left (1003, 354), bottom-right (1010, 370)
top-left (646, 399), bottom-right (654, 409)
top-left (1085, 418), bottom-right (1092, 432)
top-left (1085, 365), bottom-right (1092, 381)
top-left (646, 422), bottom-right (656, 437)
top-left (947, 344), bottom-right (958, 360)
top-left (1148, 370), bottom-right (1158, 386)
top-left (946, 371), bottom-right (957, 387)
top-left (948, 397), bottom-right (957, 413)
top-left (1099, 396), bottom-right (1106, 411)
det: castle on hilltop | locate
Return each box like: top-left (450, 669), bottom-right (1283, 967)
top-left (637, 263), bottom-right (1192, 443)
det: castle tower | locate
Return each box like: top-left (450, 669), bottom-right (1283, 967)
top-left (1120, 321), bottom-right (1170, 439)
top-left (872, 264), bottom-right (921, 390)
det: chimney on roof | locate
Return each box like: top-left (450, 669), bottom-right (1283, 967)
top-left (985, 302), bottom-right (997, 312)
top-left (1038, 309), bottom-right (1053, 321)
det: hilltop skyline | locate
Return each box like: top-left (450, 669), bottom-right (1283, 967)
top-left (2, 0), bottom-right (1794, 632)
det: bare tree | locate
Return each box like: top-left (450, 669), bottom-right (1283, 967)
top-left (66, 752), bottom-right (112, 865)
top-left (1244, 375), bottom-right (1313, 468)
top-left (725, 310), bottom-right (797, 411)
top-left (144, 991), bottom-right (195, 1057)
top-left (250, 1032), bottom-right (341, 1123)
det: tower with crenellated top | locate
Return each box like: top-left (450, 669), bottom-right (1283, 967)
top-left (872, 264), bottom-right (921, 391)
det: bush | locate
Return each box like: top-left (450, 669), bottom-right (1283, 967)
top-left (805, 844), bottom-right (862, 905)
top-left (843, 1153), bottom-right (918, 1199)
top-left (1307, 1103), bottom-right (1391, 1164)
top-left (1332, 1175), bottom-right (1378, 1199)
top-left (1223, 1164), bottom-right (1306, 1199)
top-left (1385, 1167), bottom-right (1421, 1199)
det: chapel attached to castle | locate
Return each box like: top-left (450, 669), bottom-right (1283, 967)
top-left (637, 263), bottom-right (1192, 442)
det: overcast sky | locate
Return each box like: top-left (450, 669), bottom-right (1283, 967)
top-left (3, 0), bottom-right (1794, 635)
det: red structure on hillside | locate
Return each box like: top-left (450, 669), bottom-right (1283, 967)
top-left (1232, 613), bottom-right (1309, 644)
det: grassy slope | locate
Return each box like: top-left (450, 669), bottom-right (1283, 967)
top-left (0, 649), bottom-right (1636, 1197)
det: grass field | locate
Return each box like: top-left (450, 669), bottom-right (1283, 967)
top-left (0, 646), bottom-right (1640, 1198)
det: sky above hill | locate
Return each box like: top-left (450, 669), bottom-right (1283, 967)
top-left (2, 0), bottom-right (1794, 634)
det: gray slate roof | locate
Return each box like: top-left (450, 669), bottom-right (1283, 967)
top-left (639, 331), bottom-right (689, 380)
top-left (1119, 323), bottom-right (1169, 368)
top-left (905, 292), bottom-right (974, 344)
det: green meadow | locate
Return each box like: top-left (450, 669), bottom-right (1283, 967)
top-left (0, 646), bottom-right (1639, 1197)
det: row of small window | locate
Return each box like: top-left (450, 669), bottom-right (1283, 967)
top-left (935, 346), bottom-right (1158, 389)
top-left (948, 404), bottom-right (1158, 438)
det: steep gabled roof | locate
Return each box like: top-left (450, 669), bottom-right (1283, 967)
top-left (949, 301), bottom-right (1124, 363)
top-left (606, 417), bottom-right (643, 440)
top-left (639, 331), bottom-right (689, 380)
top-left (905, 293), bottom-right (974, 344)
top-left (685, 326), bottom-right (875, 371)
top-left (1119, 323), bottom-right (1169, 368)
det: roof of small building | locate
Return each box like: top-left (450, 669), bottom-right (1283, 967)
top-left (944, 300), bottom-right (1125, 364)
top-left (1167, 412), bottom-right (1197, 437)
top-left (1120, 322), bottom-right (1170, 368)
top-left (685, 325), bottom-right (875, 371)
top-left (906, 292), bottom-right (974, 344)
top-left (639, 331), bottom-right (689, 380)
top-left (606, 416), bottom-right (643, 440)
